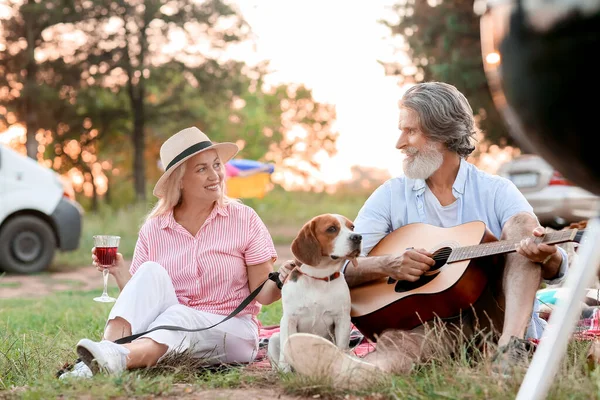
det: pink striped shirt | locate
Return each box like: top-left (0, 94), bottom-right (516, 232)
top-left (129, 201), bottom-right (277, 318)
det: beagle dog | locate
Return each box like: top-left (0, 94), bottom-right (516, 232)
top-left (267, 213), bottom-right (362, 372)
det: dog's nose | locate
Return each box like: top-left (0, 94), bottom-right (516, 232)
top-left (350, 234), bottom-right (362, 243)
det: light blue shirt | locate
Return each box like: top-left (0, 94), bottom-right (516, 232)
top-left (350, 158), bottom-right (568, 340)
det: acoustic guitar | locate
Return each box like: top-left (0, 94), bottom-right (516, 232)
top-left (349, 221), bottom-right (585, 342)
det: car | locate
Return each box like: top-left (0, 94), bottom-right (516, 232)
top-left (0, 144), bottom-right (83, 274)
top-left (497, 154), bottom-right (600, 229)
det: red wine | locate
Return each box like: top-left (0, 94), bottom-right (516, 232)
top-left (96, 246), bottom-right (117, 266)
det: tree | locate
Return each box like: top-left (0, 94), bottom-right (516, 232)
top-left (380, 0), bottom-right (510, 144)
top-left (209, 66), bottom-right (340, 190)
top-left (68, 0), bottom-right (250, 201)
top-left (0, 0), bottom-right (104, 159)
top-left (260, 83), bottom-right (339, 184)
top-left (143, 60), bottom-right (340, 192)
top-left (1, 1), bottom-right (341, 204)
top-left (44, 85), bottom-right (131, 211)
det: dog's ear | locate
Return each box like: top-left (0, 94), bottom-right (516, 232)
top-left (291, 220), bottom-right (321, 266)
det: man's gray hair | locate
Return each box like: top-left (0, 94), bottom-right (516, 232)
top-left (400, 82), bottom-right (478, 158)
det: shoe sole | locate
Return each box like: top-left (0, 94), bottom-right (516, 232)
top-left (283, 333), bottom-right (381, 389)
top-left (76, 339), bottom-right (104, 375)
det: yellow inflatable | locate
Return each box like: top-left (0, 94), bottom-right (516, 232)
top-left (224, 159), bottom-right (274, 199)
top-left (226, 172), bottom-right (273, 199)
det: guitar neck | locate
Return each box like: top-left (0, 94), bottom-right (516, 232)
top-left (447, 228), bottom-right (582, 263)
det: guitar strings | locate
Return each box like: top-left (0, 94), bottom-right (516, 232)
top-left (433, 248), bottom-right (452, 261)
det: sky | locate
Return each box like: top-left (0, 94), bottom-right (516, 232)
top-left (231, 0), bottom-right (410, 182)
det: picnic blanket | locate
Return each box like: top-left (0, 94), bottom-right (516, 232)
top-left (574, 308), bottom-right (600, 340)
top-left (249, 324), bottom-right (376, 369)
top-left (249, 320), bottom-right (596, 369)
top-left (248, 287), bottom-right (600, 369)
top-left (536, 287), bottom-right (600, 340)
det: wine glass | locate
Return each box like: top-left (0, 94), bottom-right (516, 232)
top-left (93, 235), bottom-right (120, 303)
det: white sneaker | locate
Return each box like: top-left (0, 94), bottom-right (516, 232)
top-left (284, 333), bottom-right (383, 389)
top-left (58, 361), bottom-right (93, 380)
top-left (76, 339), bottom-right (130, 376)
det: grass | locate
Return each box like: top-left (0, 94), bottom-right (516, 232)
top-left (52, 185), bottom-right (371, 270)
top-left (52, 203), bottom-right (150, 270)
top-left (1, 290), bottom-right (600, 399)
top-left (242, 186), bottom-right (370, 244)
top-left (0, 282), bottom-right (21, 289)
top-left (6, 188), bottom-right (600, 398)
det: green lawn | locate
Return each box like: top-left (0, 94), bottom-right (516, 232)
top-left (1, 290), bottom-right (598, 399)
top-left (4, 188), bottom-right (600, 398)
top-left (0, 290), bottom-right (283, 399)
top-left (52, 186), bottom-right (371, 270)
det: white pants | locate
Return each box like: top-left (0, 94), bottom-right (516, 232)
top-left (107, 262), bottom-right (259, 364)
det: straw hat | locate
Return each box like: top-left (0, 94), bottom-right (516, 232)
top-left (153, 127), bottom-right (238, 198)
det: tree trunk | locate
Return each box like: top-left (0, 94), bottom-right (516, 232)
top-left (132, 93), bottom-right (146, 202)
top-left (24, 1), bottom-right (38, 160)
top-left (125, 12), bottom-right (149, 202)
top-left (104, 171), bottom-right (112, 206)
top-left (90, 173), bottom-right (98, 212)
top-left (25, 102), bottom-right (37, 159)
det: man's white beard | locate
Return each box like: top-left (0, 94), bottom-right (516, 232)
top-left (403, 142), bottom-right (444, 180)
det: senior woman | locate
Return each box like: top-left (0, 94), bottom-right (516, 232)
top-left (62, 127), bottom-right (285, 378)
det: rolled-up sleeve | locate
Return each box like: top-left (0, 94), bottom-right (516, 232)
top-left (495, 179), bottom-right (570, 285)
top-left (244, 209), bottom-right (277, 265)
top-left (544, 246), bottom-right (569, 285)
top-left (495, 179), bottom-right (536, 228)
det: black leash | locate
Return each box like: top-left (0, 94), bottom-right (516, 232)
top-left (57, 272), bottom-right (283, 378)
top-left (115, 272), bottom-right (282, 344)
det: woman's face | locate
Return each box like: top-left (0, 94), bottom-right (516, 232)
top-left (180, 149), bottom-right (224, 205)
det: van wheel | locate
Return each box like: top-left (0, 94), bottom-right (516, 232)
top-left (0, 215), bottom-right (56, 274)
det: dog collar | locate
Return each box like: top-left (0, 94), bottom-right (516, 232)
top-left (296, 269), bottom-right (341, 282)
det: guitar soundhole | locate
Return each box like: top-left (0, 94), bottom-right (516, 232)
top-left (393, 246), bottom-right (452, 293)
top-left (395, 274), bottom-right (435, 293)
top-left (431, 246), bottom-right (452, 272)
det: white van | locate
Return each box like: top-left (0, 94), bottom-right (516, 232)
top-left (0, 144), bottom-right (83, 274)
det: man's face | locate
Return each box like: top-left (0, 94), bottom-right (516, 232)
top-left (396, 107), bottom-right (443, 180)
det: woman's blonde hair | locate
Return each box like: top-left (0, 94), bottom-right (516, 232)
top-left (146, 160), bottom-right (239, 221)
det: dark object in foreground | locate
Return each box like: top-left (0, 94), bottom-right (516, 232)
top-left (500, 10), bottom-right (600, 196)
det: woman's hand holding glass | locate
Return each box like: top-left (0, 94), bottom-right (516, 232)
top-left (92, 247), bottom-right (124, 276)
top-left (91, 235), bottom-right (123, 303)
top-left (92, 247), bottom-right (127, 276)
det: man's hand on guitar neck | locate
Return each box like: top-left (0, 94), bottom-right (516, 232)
top-left (515, 226), bottom-right (562, 280)
top-left (343, 248), bottom-right (436, 288)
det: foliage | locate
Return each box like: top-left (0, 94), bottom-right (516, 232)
top-left (380, 0), bottom-right (510, 145)
top-left (0, 0), bottom-right (106, 158)
top-left (1, 0), bottom-right (341, 209)
top-left (56, 0), bottom-right (251, 201)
